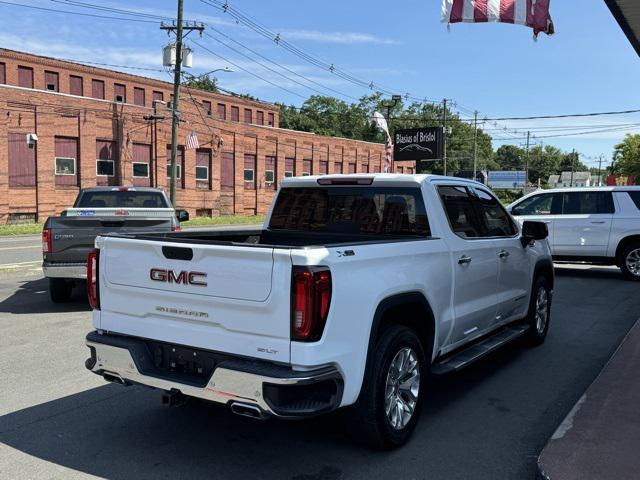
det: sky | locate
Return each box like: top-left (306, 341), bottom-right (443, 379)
top-left (1, 0), bottom-right (639, 172)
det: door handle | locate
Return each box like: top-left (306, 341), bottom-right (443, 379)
top-left (590, 221), bottom-right (606, 224)
top-left (498, 250), bottom-right (510, 259)
top-left (458, 255), bottom-right (472, 265)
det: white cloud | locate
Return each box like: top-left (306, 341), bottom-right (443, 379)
top-left (279, 29), bottom-right (400, 45)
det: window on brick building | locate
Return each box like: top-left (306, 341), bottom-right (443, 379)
top-left (8, 132), bottom-right (36, 187)
top-left (244, 154), bottom-right (256, 189)
top-left (265, 155), bottom-right (276, 188)
top-left (0, 63), bottom-right (5, 84)
top-left (45, 71), bottom-right (59, 92)
top-left (196, 148), bottom-right (212, 189)
top-left (166, 145), bottom-right (185, 188)
top-left (284, 158), bottom-right (295, 178)
top-left (17, 66), bottom-right (33, 88)
top-left (221, 152), bottom-right (234, 191)
top-left (96, 139), bottom-right (118, 186)
top-left (54, 136), bottom-right (79, 187)
top-left (202, 100), bottom-right (212, 116)
top-left (334, 162), bottom-right (343, 174)
top-left (217, 103), bottom-right (226, 120)
top-left (302, 159), bottom-right (312, 176)
top-left (231, 106), bottom-right (239, 122)
top-left (133, 87), bottom-right (145, 106)
top-left (348, 163), bottom-right (356, 174)
top-left (133, 163), bottom-right (149, 178)
top-left (114, 83), bottom-right (126, 103)
top-left (69, 75), bottom-right (83, 96)
top-left (132, 143), bottom-right (151, 187)
top-left (267, 112), bottom-right (275, 126)
top-left (256, 111), bottom-right (264, 125)
top-left (244, 108), bottom-right (252, 124)
top-left (92, 79), bottom-right (105, 99)
top-left (152, 90), bottom-right (164, 103)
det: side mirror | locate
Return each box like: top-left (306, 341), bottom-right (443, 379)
top-left (521, 221), bottom-right (548, 247)
top-left (176, 209), bottom-right (189, 222)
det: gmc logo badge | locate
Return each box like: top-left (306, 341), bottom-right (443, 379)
top-left (150, 268), bottom-right (208, 287)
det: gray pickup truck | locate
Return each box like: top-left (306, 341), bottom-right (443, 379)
top-left (42, 186), bottom-right (188, 302)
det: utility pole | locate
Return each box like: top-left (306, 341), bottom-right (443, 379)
top-left (570, 149), bottom-right (576, 187)
top-left (161, 2), bottom-right (204, 206)
top-left (144, 101), bottom-right (166, 188)
top-left (442, 99), bottom-right (448, 176)
top-left (597, 154), bottom-right (604, 186)
top-left (525, 130), bottom-right (530, 189)
top-left (472, 110), bottom-right (478, 180)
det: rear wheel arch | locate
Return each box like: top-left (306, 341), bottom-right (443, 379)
top-left (367, 292), bottom-right (436, 368)
top-left (615, 235), bottom-right (640, 264)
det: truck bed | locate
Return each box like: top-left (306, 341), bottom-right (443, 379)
top-left (110, 228), bottom-right (429, 248)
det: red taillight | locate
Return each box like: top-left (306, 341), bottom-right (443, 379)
top-left (291, 267), bottom-right (331, 342)
top-left (87, 249), bottom-right (100, 310)
top-left (172, 225), bottom-right (182, 232)
top-left (42, 228), bottom-right (52, 254)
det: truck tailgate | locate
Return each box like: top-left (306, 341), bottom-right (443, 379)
top-left (48, 216), bottom-right (173, 263)
top-left (97, 236), bottom-right (293, 363)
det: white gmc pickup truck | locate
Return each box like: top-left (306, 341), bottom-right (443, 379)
top-left (85, 174), bottom-right (553, 448)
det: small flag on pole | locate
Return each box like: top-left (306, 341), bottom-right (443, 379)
top-left (372, 112), bottom-right (394, 173)
top-left (384, 139), bottom-right (393, 173)
top-left (186, 130), bottom-right (199, 150)
top-left (442, 0), bottom-right (554, 38)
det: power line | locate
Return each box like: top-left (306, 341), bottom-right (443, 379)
top-left (199, 0), bottom-right (439, 104)
top-left (201, 31), bottom-right (344, 100)
top-left (190, 38), bottom-right (308, 100)
top-left (0, 0), bottom-right (158, 23)
top-left (201, 27), bottom-right (360, 101)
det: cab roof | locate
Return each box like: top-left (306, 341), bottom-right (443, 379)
top-left (281, 173), bottom-right (484, 188)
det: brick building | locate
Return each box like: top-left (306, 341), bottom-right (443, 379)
top-left (0, 49), bottom-right (413, 223)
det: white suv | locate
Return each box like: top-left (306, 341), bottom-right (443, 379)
top-left (508, 187), bottom-right (640, 280)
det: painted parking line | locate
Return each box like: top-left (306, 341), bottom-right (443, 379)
top-left (0, 260), bottom-right (41, 269)
top-left (0, 245), bottom-right (41, 251)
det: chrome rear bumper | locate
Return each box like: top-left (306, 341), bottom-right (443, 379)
top-left (43, 262), bottom-right (86, 279)
top-left (85, 331), bottom-right (343, 418)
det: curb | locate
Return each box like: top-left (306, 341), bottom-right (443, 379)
top-left (536, 316), bottom-right (640, 479)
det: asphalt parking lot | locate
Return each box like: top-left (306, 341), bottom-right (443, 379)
top-left (1, 236), bottom-right (639, 479)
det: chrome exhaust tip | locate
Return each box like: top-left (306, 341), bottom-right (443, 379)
top-left (103, 372), bottom-right (129, 386)
top-left (230, 402), bottom-right (267, 420)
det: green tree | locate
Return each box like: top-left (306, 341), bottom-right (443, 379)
top-left (494, 145), bottom-right (526, 170)
top-left (613, 134), bottom-right (640, 179)
top-left (183, 75), bottom-right (218, 93)
top-left (528, 145), bottom-right (563, 185)
top-left (559, 151), bottom-right (588, 173)
top-left (278, 93), bottom-right (495, 175)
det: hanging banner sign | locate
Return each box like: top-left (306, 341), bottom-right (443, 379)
top-left (393, 127), bottom-right (443, 161)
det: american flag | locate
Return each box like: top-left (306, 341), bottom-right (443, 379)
top-left (384, 139), bottom-right (393, 173)
top-left (442, 0), bottom-right (554, 38)
top-left (186, 130), bottom-right (199, 150)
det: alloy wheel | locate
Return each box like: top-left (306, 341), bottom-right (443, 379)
top-left (535, 287), bottom-right (549, 334)
top-left (626, 248), bottom-right (640, 277)
top-left (384, 347), bottom-right (421, 430)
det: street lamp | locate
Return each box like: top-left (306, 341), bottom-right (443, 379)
top-left (183, 67), bottom-right (233, 82)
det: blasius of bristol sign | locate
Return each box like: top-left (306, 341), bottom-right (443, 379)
top-left (393, 127), bottom-right (443, 161)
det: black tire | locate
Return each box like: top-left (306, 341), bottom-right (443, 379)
top-left (49, 278), bottom-right (73, 303)
top-left (525, 277), bottom-right (551, 346)
top-left (618, 242), bottom-right (640, 281)
top-left (345, 325), bottom-right (427, 449)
